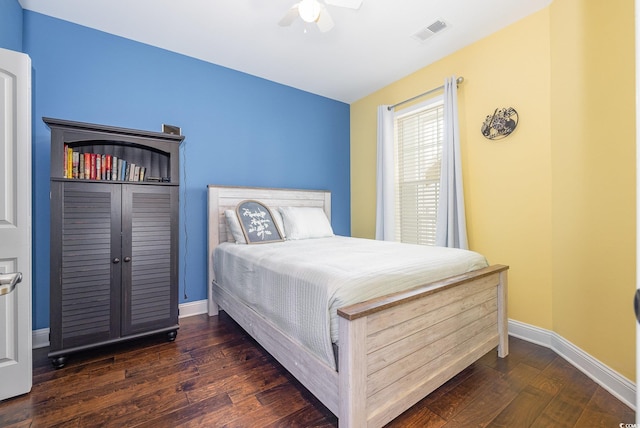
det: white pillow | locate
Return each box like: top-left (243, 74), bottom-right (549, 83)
top-left (271, 209), bottom-right (286, 239)
top-left (279, 206), bottom-right (333, 240)
top-left (224, 210), bottom-right (246, 244)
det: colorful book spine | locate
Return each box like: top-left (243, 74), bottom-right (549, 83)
top-left (90, 154), bottom-right (97, 180)
top-left (105, 155), bottom-right (112, 181)
top-left (111, 156), bottom-right (118, 181)
top-left (79, 154), bottom-right (85, 180)
top-left (127, 163), bottom-right (135, 181)
top-left (63, 144), bottom-right (68, 178)
top-left (95, 155), bottom-right (101, 181)
top-left (84, 153), bottom-right (91, 179)
top-left (66, 146), bottom-right (73, 178)
top-left (71, 151), bottom-right (79, 179)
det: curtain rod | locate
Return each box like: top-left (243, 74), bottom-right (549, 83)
top-left (387, 76), bottom-right (464, 111)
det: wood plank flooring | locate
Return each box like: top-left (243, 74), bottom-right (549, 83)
top-left (0, 312), bottom-right (634, 427)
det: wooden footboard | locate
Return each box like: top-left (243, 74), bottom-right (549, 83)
top-left (338, 264), bottom-right (508, 427)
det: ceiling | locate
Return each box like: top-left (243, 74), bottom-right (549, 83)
top-left (19, 0), bottom-right (551, 104)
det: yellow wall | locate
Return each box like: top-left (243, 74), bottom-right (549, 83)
top-left (350, 0), bottom-right (636, 380)
top-left (550, 0), bottom-right (636, 379)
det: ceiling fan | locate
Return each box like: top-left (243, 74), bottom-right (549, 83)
top-left (278, 0), bottom-right (364, 33)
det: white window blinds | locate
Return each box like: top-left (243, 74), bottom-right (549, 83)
top-left (394, 100), bottom-right (444, 245)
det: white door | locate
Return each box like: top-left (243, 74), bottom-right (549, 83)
top-left (0, 47), bottom-right (32, 401)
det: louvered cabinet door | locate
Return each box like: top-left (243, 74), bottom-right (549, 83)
top-left (50, 181), bottom-right (121, 353)
top-left (121, 185), bottom-right (178, 336)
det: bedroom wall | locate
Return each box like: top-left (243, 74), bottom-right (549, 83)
top-left (351, 0), bottom-right (636, 382)
top-left (549, 0), bottom-right (636, 383)
top-left (0, 0), bottom-right (23, 52)
top-left (21, 11), bottom-right (351, 331)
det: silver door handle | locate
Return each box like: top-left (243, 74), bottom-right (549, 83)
top-left (0, 272), bottom-right (22, 296)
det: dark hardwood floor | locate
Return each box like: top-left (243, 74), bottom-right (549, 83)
top-left (0, 312), bottom-right (634, 427)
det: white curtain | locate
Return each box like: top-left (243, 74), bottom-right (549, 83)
top-left (436, 76), bottom-right (469, 249)
top-left (375, 105), bottom-right (395, 241)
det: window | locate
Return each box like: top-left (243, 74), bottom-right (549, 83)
top-left (394, 98), bottom-right (444, 245)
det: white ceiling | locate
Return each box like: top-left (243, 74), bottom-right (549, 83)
top-left (19, 0), bottom-right (551, 104)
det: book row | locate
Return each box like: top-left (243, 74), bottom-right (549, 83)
top-left (63, 145), bottom-right (146, 182)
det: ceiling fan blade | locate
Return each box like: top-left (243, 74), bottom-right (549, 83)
top-left (278, 4), bottom-right (300, 27)
top-left (316, 6), bottom-right (334, 32)
top-left (324, 0), bottom-right (363, 9)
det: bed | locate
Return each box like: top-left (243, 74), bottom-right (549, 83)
top-left (207, 185), bottom-right (509, 427)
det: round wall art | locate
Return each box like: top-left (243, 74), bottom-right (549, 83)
top-left (481, 107), bottom-right (518, 140)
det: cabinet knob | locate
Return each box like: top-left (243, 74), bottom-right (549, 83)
top-left (113, 258), bottom-right (120, 264)
top-left (124, 257), bottom-right (132, 263)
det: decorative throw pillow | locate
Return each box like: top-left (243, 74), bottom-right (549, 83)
top-left (279, 206), bottom-right (334, 240)
top-left (224, 209), bottom-right (246, 244)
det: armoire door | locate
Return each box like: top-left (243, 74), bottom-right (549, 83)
top-left (50, 181), bottom-right (122, 352)
top-left (120, 185), bottom-right (179, 336)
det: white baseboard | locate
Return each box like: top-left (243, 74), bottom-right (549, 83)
top-left (178, 299), bottom-right (208, 318)
top-left (32, 308), bottom-right (636, 410)
top-left (32, 299), bottom-right (210, 350)
top-left (508, 319), bottom-right (636, 410)
top-left (32, 328), bottom-right (50, 349)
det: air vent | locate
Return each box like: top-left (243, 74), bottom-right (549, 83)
top-left (412, 19), bottom-right (449, 43)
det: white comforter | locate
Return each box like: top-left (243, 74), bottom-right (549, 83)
top-left (213, 236), bottom-right (488, 369)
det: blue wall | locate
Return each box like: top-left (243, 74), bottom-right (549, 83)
top-left (22, 11), bottom-right (350, 330)
top-left (0, 0), bottom-right (23, 52)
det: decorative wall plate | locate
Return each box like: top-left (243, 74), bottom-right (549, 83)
top-left (481, 107), bottom-right (518, 140)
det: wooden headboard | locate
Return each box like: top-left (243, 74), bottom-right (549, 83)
top-left (206, 185), bottom-right (331, 315)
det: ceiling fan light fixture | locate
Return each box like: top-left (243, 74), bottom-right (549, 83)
top-left (279, 0), bottom-right (359, 32)
top-left (298, 0), bottom-right (321, 22)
